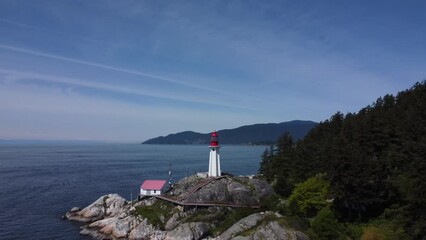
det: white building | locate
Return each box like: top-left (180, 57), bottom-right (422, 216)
top-left (140, 180), bottom-right (168, 196)
top-left (208, 131), bottom-right (221, 177)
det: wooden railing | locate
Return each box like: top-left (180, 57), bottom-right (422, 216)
top-left (154, 176), bottom-right (259, 209)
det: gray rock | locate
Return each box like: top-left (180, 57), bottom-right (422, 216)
top-left (170, 175), bottom-right (202, 196)
top-left (165, 212), bottom-right (183, 231)
top-left (184, 179), bottom-right (229, 203)
top-left (79, 228), bottom-right (97, 236)
top-left (250, 221), bottom-right (309, 240)
top-left (67, 196), bottom-right (104, 222)
top-left (248, 178), bottom-right (274, 199)
top-left (217, 212), bottom-right (309, 240)
top-left (217, 213), bottom-right (264, 240)
top-left (165, 222), bottom-right (209, 240)
top-left (66, 194), bottom-right (126, 222)
top-left (128, 218), bottom-right (158, 240)
top-left (232, 236), bottom-right (251, 240)
top-left (293, 231), bottom-right (310, 240)
top-left (84, 215), bottom-right (142, 239)
top-left (70, 207), bottom-right (80, 212)
top-left (105, 194), bottom-right (127, 217)
top-left (251, 221), bottom-right (291, 240)
top-left (88, 216), bottom-right (119, 229)
top-left (79, 227), bottom-right (109, 239)
top-left (110, 217), bottom-right (132, 238)
top-left (227, 181), bottom-right (257, 206)
top-left (179, 176), bottom-right (273, 206)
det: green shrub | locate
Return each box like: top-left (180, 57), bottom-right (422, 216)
top-left (310, 206), bottom-right (344, 240)
top-left (288, 174), bottom-right (329, 217)
top-left (343, 223), bottom-right (363, 240)
top-left (278, 215), bottom-right (310, 232)
top-left (259, 194), bottom-right (287, 214)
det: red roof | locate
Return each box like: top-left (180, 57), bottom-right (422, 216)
top-left (141, 180), bottom-right (167, 190)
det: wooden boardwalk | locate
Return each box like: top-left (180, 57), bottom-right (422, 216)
top-left (177, 176), bottom-right (226, 201)
top-left (153, 176), bottom-right (260, 209)
top-left (154, 195), bottom-right (259, 209)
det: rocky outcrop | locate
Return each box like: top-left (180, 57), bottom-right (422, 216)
top-left (236, 221), bottom-right (309, 240)
top-left (128, 218), bottom-right (162, 240)
top-left (66, 194), bottom-right (126, 222)
top-left (165, 222), bottom-right (209, 240)
top-left (165, 212), bottom-right (184, 230)
top-left (217, 212), bottom-right (309, 240)
top-left (170, 175), bottom-right (274, 206)
top-left (65, 175), bottom-right (309, 240)
top-left (217, 212), bottom-right (268, 239)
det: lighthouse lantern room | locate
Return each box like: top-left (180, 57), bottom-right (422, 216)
top-left (208, 131), bottom-right (221, 177)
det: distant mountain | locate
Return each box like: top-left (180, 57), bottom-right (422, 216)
top-left (142, 120), bottom-right (318, 145)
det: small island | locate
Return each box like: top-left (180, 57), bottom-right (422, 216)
top-left (65, 174), bottom-right (308, 240)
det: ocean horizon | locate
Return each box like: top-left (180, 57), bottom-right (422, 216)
top-left (0, 143), bottom-right (265, 239)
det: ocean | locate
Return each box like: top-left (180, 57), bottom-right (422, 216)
top-left (0, 144), bottom-right (265, 239)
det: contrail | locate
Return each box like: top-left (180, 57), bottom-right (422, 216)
top-left (0, 68), bottom-right (258, 112)
top-left (0, 17), bottom-right (108, 45)
top-left (0, 43), bottom-right (267, 103)
top-left (0, 44), bottom-right (214, 91)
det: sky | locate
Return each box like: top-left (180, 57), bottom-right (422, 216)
top-left (0, 1), bottom-right (425, 142)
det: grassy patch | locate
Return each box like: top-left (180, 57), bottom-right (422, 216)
top-left (184, 208), bottom-right (224, 223)
top-left (134, 200), bottom-right (176, 230)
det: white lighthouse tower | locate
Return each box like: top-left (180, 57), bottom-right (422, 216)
top-left (208, 131), bottom-right (221, 177)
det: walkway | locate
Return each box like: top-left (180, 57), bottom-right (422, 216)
top-left (177, 176), bottom-right (226, 201)
top-left (154, 176), bottom-right (260, 209)
top-left (155, 195), bottom-right (259, 208)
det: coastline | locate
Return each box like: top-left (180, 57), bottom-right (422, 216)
top-left (64, 175), bottom-right (309, 240)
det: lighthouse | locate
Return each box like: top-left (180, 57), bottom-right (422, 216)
top-left (208, 131), bottom-right (221, 177)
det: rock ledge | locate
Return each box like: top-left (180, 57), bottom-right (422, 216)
top-left (65, 175), bottom-right (309, 240)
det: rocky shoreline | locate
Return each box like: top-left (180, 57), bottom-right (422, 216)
top-left (64, 175), bottom-right (309, 239)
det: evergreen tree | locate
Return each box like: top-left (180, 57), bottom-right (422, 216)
top-left (260, 81), bottom-right (426, 238)
top-left (259, 147), bottom-right (273, 182)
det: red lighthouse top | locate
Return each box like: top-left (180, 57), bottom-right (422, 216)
top-left (209, 131), bottom-right (219, 147)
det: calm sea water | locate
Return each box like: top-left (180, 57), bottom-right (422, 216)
top-left (0, 144), bottom-right (265, 240)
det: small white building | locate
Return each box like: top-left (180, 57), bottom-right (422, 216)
top-left (140, 180), bottom-right (168, 196)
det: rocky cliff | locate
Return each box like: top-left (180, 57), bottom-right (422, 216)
top-left (65, 175), bottom-right (309, 240)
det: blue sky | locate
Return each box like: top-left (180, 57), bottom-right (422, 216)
top-left (0, 1), bottom-right (425, 142)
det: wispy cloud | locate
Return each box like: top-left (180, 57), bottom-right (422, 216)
top-left (1, 1), bottom-right (424, 141)
top-left (0, 44), bottom-right (210, 90)
top-left (0, 44), bottom-right (268, 103)
top-left (0, 17), bottom-right (108, 46)
top-left (0, 68), bottom-right (259, 112)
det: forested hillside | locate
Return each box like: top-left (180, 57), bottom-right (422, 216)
top-left (143, 120), bottom-right (317, 145)
top-left (259, 81), bottom-right (426, 239)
